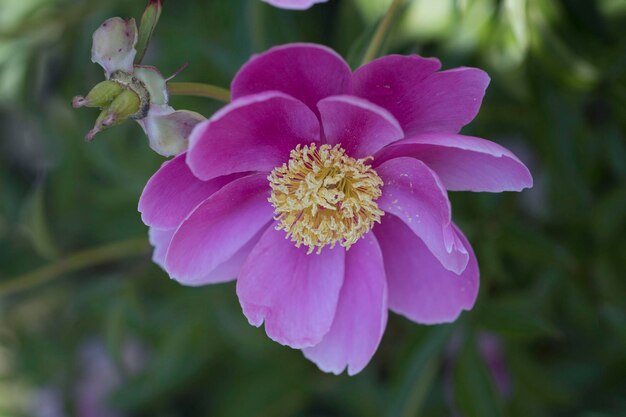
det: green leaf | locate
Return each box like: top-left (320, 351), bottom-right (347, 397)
top-left (476, 297), bottom-right (560, 340)
top-left (386, 326), bottom-right (453, 417)
top-left (19, 181), bottom-right (59, 260)
top-left (454, 334), bottom-right (504, 417)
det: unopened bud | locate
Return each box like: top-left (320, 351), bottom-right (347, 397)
top-left (84, 89), bottom-right (140, 142)
top-left (108, 89), bottom-right (141, 120)
top-left (135, 0), bottom-right (163, 64)
top-left (85, 109), bottom-right (113, 141)
top-left (73, 80), bottom-right (124, 108)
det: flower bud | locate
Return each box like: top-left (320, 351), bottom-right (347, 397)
top-left (72, 80), bottom-right (124, 108)
top-left (108, 89), bottom-right (141, 120)
top-left (84, 89), bottom-right (141, 142)
top-left (135, 0), bottom-right (163, 64)
top-left (85, 110), bottom-right (113, 141)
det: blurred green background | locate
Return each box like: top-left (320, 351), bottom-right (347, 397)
top-left (1, 0), bottom-right (626, 416)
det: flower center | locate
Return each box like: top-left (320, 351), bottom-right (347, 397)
top-left (268, 143), bottom-right (384, 254)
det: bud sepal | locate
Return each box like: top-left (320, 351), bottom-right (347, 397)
top-left (73, 6), bottom-right (206, 156)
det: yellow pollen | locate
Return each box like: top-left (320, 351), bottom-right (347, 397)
top-left (268, 143), bottom-right (384, 254)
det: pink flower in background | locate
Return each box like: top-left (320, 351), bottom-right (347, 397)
top-left (262, 0), bottom-right (328, 10)
top-left (444, 332), bottom-right (512, 416)
top-left (75, 341), bottom-right (146, 417)
top-left (31, 340), bottom-right (146, 417)
top-left (477, 333), bottom-right (512, 398)
top-left (139, 44), bottom-right (532, 375)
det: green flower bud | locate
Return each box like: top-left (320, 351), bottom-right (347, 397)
top-left (108, 89), bottom-right (141, 121)
top-left (86, 109), bottom-right (113, 141)
top-left (135, 0), bottom-right (163, 65)
top-left (84, 89), bottom-right (141, 142)
top-left (72, 80), bottom-right (124, 108)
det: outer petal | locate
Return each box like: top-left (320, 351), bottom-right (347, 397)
top-left (164, 174), bottom-right (274, 284)
top-left (149, 227), bottom-right (174, 269)
top-left (376, 157), bottom-right (469, 274)
top-left (91, 17), bottom-right (137, 77)
top-left (187, 92), bottom-right (320, 181)
top-left (138, 106), bottom-right (205, 157)
top-left (231, 44), bottom-right (351, 115)
top-left (318, 95), bottom-right (404, 158)
top-left (303, 233), bottom-right (387, 375)
top-left (374, 133), bottom-right (533, 192)
top-left (138, 153), bottom-right (241, 230)
top-left (375, 215), bottom-right (479, 324)
top-left (148, 226), bottom-right (266, 285)
top-left (261, 0), bottom-right (328, 9)
top-left (237, 225), bottom-right (345, 348)
top-left (200, 229), bottom-right (266, 285)
top-left (353, 55), bottom-right (490, 136)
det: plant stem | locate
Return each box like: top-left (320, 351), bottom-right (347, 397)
top-left (0, 238), bottom-right (149, 298)
top-left (167, 82), bottom-right (231, 102)
top-left (361, 0), bottom-right (406, 65)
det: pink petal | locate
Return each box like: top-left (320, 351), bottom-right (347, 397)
top-left (261, 0), bottom-right (329, 9)
top-left (353, 55), bottom-right (489, 136)
top-left (91, 17), bottom-right (137, 77)
top-left (187, 91), bottom-right (320, 181)
top-left (237, 225), bottom-right (345, 348)
top-left (148, 227), bottom-right (174, 269)
top-left (375, 215), bottom-right (479, 324)
top-left (148, 227), bottom-right (265, 286)
top-left (138, 153), bottom-right (243, 230)
top-left (318, 95), bottom-right (404, 158)
top-left (374, 133), bottom-right (533, 192)
top-left (231, 44), bottom-right (351, 115)
top-left (164, 174), bottom-right (274, 285)
top-left (303, 233), bottom-right (387, 375)
top-left (201, 229), bottom-right (266, 285)
top-left (376, 157), bottom-right (469, 274)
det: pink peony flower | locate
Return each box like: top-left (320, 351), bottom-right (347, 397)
top-left (139, 44), bottom-right (532, 375)
top-left (262, 0), bottom-right (328, 10)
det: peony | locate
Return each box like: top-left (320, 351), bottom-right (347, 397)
top-left (139, 44), bottom-right (532, 375)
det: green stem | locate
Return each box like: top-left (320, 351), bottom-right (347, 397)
top-left (0, 238), bottom-right (149, 298)
top-left (167, 82), bottom-right (231, 103)
top-left (361, 0), bottom-right (406, 65)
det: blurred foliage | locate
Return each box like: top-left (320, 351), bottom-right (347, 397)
top-left (1, 0), bottom-right (626, 416)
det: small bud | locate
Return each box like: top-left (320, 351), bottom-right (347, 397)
top-left (108, 89), bottom-right (142, 121)
top-left (84, 89), bottom-right (141, 142)
top-left (73, 80), bottom-right (124, 108)
top-left (85, 110), bottom-right (113, 141)
top-left (135, 0), bottom-right (163, 65)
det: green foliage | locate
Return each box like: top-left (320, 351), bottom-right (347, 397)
top-left (1, 0), bottom-right (626, 416)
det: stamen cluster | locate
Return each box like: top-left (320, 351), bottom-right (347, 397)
top-left (268, 143), bottom-right (384, 254)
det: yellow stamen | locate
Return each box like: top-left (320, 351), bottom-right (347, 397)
top-left (268, 143), bottom-right (384, 254)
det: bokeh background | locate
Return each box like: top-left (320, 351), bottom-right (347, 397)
top-left (1, 0), bottom-right (626, 416)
